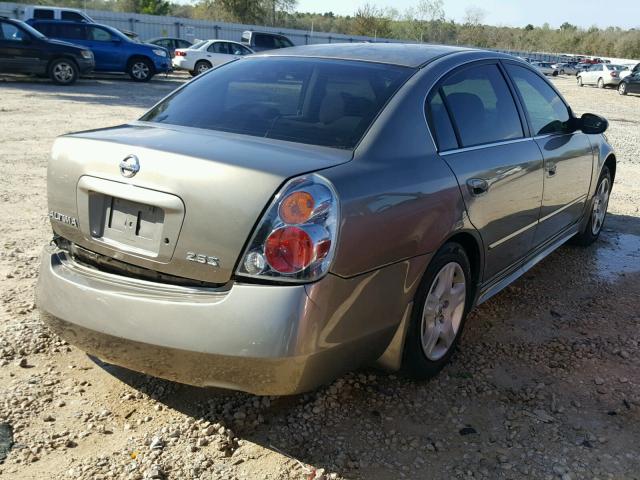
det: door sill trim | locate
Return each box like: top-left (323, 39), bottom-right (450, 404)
top-left (476, 223), bottom-right (579, 306)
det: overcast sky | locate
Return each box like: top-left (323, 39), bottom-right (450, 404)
top-left (295, 0), bottom-right (640, 29)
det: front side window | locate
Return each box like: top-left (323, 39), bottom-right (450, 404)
top-left (155, 39), bottom-right (172, 49)
top-left (505, 64), bottom-right (571, 136)
top-left (0, 22), bottom-right (27, 41)
top-left (177, 40), bottom-right (192, 49)
top-left (141, 57), bottom-right (412, 149)
top-left (89, 26), bottom-right (113, 42)
top-left (274, 36), bottom-right (294, 48)
top-left (254, 34), bottom-right (275, 49)
top-left (61, 11), bottom-right (86, 21)
top-left (439, 63), bottom-right (523, 148)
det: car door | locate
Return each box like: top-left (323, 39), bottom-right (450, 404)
top-left (0, 21), bottom-right (46, 74)
top-left (427, 62), bottom-right (544, 281)
top-left (85, 25), bottom-right (121, 71)
top-left (206, 41), bottom-right (236, 66)
top-left (504, 63), bottom-right (593, 246)
top-left (628, 73), bottom-right (640, 94)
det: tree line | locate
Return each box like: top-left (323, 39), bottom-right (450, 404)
top-left (12, 0), bottom-right (640, 58)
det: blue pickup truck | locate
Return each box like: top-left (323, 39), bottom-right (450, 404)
top-left (29, 20), bottom-right (169, 81)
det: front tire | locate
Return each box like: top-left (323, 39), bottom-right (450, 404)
top-left (618, 82), bottom-right (627, 95)
top-left (573, 167), bottom-right (612, 246)
top-left (597, 78), bottom-right (604, 89)
top-left (578, 76), bottom-right (583, 87)
top-left (128, 58), bottom-right (154, 82)
top-left (403, 242), bottom-right (472, 379)
top-left (49, 58), bottom-right (78, 85)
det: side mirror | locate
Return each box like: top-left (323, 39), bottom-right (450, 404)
top-left (579, 113), bottom-right (608, 135)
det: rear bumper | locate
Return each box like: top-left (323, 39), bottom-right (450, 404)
top-left (36, 246), bottom-right (423, 395)
top-left (171, 57), bottom-right (192, 71)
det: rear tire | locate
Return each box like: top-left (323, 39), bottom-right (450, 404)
top-left (194, 60), bottom-right (212, 76)
top-left (572, 167), bottom-right (612, 246)
top-left (402, 242), bottom-right (472, 380)
top-left (597, 78), bottom-right (604, 88)
top-left (49, 58), bottom-right (78, 85)
top-left (578, 76), bottom-right (583, 87)
top-left (128, 58), bottom-right (154, 82)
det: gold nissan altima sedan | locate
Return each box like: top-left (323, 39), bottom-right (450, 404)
top-left (37, 43), bottom-right (615, 395)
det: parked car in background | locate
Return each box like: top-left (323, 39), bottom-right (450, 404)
top-left (147, 37), bottom-right (192, 58)
top-left (240, 30), bottom-right (293, 52)
top-left (619, 62), bottom-right (639, 80)
top-left (30, 20), bottom-right (169, 81)
top-left (618, 71), bottom-right (640, 96)
top-left (172, 39), bottom-right (253, 76)
top-left (531, 61), bottom-right (558, 76)
top-left (553, 62), bottom-right (579, 75)
top-left (37, 44), bottom-right (615, 395)
top-left (577, 63), bottom-right (627, 88)
top-left (0, 17), bottom-right (94, 84)
top-left (20, 5), bottom-right (92, 23)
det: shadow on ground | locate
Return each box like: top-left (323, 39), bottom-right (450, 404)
top-left (0, 73), bottom-right (186, 108)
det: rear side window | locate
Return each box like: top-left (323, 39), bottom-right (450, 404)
top-left (439, 64), bottom-right (523, 148)
top-left (274, 36), bottom-right (293, 48)
top-left (209, 42), bottom-right (230, 54)
top-left (141, 57), bottom-right (412, 149)
top-left (57, 23), bottom-right (85, 40)
top-left (61, 11), bottom-right (85, 21)
top-left (426, 91), bottom-right (458, 151)
top-left (33, 9), bottom-right (54, 19)
top-left (505, 65), bottom-right (571, 135)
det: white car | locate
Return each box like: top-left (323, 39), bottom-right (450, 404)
top-left (531, 62), bottom-right (558, 76)
top-left (172, 40), bottom-right (254, 76)
top-left (577, 64), bottom-right (627, 88)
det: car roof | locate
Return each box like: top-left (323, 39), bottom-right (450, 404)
top-left (257, 43), bottom-right (474, 68)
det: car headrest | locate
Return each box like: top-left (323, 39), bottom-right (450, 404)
top-left (319, 93), bottom-right (345, 124)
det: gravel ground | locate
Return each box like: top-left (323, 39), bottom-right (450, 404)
top-left (0, 72), bottom-right (639, 480)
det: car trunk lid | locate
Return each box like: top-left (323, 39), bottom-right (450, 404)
top-left (48, 123), bottom-right (352, 284)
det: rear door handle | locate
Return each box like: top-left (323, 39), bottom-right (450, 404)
top-left (467, 178), bottom-right (489, 196)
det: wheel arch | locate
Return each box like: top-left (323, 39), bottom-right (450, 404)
top-left (441, 229), bottom-right (484, 299)
top-left (47, 55), bottom-right (78, 73)
top-left (127, 54), bottom-right (155, 73)
top-left (604, 153), bottom-right (616, 182)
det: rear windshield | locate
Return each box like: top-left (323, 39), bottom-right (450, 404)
top-left (141, 57), bottom-right (413, 149)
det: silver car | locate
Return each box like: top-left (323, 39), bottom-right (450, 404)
top-left (577, 63), bottom-right (628, 88)
top-left (37, 44), bottom-right (615, 395)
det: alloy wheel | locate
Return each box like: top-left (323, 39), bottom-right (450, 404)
top-left (618, 83), bottom-right (627, 95)
top-left (197, 62), bottom-right (210, 74)
top-left (52, 62), bottom-right (74, 84)
top-left (420, 262), bottom-right (466, 361)
top-left (132, 62), bottom-right (150, 80)
top-left (591, 177), bottom-right (610, 235)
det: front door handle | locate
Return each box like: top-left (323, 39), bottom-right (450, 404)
top-left (467, 178), bottom-right (489, 196)
top-left (547, 164), bottom-right (557, 176)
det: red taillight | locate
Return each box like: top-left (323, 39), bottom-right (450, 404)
top-left (610, 71), bottom-right (618, 77)
top-left (265, 226), bottom-right (314, 273)
top-left (176, 51), bottom-right (186, 57)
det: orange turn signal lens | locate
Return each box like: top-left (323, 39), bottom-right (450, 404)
top-left (279, 191), bottom-right (314, 224)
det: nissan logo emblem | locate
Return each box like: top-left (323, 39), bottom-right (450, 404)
top-left (119, 155), bottom-right (140, 178)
